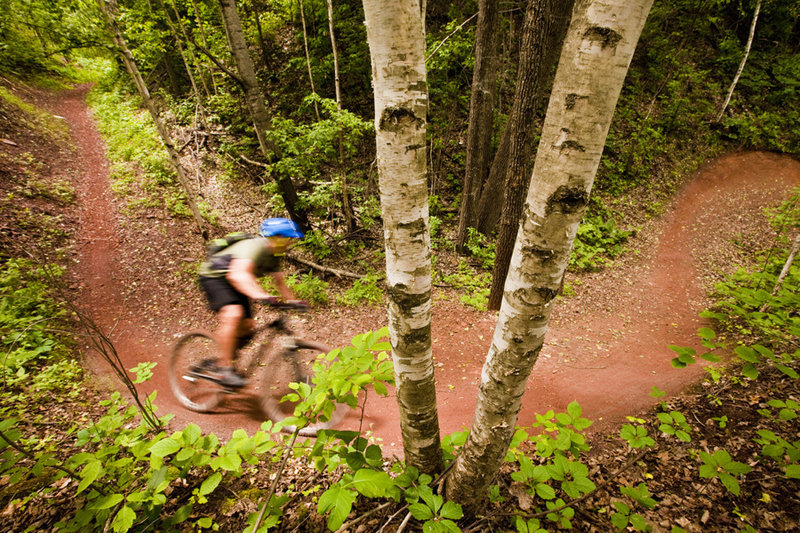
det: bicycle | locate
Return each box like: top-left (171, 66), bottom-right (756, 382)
top-left (168, 303), bottom-right (345, 434)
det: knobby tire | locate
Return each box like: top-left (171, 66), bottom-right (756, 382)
top-left (169, 330), bottom-right (226, 412)
top-left (260, 339), bottom-right (345, 435)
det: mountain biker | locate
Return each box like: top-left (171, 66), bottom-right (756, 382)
top-left (197, 218), bottom-right (306, 387)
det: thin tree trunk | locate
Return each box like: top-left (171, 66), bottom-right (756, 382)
top-left (454, 0), bottom-right (499, 253)
top-left (158, 0), bottom-right (206, 112)
top-left (299, 0), bottom-right (321, 121)
top-left (217, 0), bottom-right (310, 230)
top-left (190, 0), bottom-right (218, 94)
top-left (487, 0), bottom-right (574, 310)
top-left (760, 232), bottom-right (800, 313)
top-left (169, 0), bottom-right (212, 99)
top-left (251, 1), bottom-right (272, 70)
top-left (326, 0), bottom-right (356, 232)
top-left (715, 0), bottom-right (761, 122)
top-left (476, 0), bottom-right (573, 237)
top-left (362, 0), bottom-right (442, 475)
top-left (326, 0), bottom-right (342, 109)
top-left (446, 0), bottom-right (654, 511)
top-left (98, 0), bottom-right (207, 238)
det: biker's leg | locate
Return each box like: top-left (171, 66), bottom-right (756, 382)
top-left (235, 318), bottom-right (256, 352)
top-left (216, 303), bottom-right (245, 368)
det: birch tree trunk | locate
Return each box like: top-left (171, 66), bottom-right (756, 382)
top-left (216, 0), bottom-right (310, 230)
top-left (98, 0), bottom-right (207, 237)
top-left (299, 0), bottom-right (321, 121)
top-left (446, 0), bottom-right (654, 510)
top-left (362, 0), bottom-right (442, 475)
top-left (455, 0), bottom-right (499, 253)
top-left (715, 0), bottom-right (761, 122)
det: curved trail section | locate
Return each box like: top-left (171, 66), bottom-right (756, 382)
top-left (58, 87), bottom-right (800, 454)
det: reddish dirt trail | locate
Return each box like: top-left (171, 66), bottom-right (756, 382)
top-left (57, 87), bottom-right (800, 455)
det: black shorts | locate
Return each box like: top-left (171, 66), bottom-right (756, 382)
top-left (198, 276), bottom-right (253, 318)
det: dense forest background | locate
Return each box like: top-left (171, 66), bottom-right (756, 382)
top-left (1, 1), bottom-right (799, 532)
top-left (3, 0), bottom-right (798, 281)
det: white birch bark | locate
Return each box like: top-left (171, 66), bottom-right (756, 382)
top-left (446, 0), bottom-right (654, 509)
top-left (715, 0), bottom-right (761, 123)
top-left (362, 0), bottom-right (442, 474)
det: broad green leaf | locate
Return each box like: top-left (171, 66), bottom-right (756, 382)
top-left (150, 438), bottom-right (181, 458)
top-left (200, 472), bottom-right (222, 496)
top-left (535, 483), bottom-right (556, 500)
top-left (77, 460), bottom-right (103, 494)
top-left (785, 464), bottom-right (800, 479)
top-left (112, 505), bottom-right (135, 532)
top-left (698, 327), bottom-right (716, 340)
top-left (440, 501), bottom-right (463, 520)
top-left (352, 469), bottom-right (393, 498)
top-left (741, 363), bottom-right (759, 380)
top-left (92, 493), bottom-right (124, 510)
top-left (318, 485), bottom-right (356, 531)
top-left (735, 346), bottom-right (760, 363)
top-left (719, 473), bottom-right (740, 496)
top-left (182, 424), bottom-right (202, 444)
top-left (408, 502), bottom-right (434, 521)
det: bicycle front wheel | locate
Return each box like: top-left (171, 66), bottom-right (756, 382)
top-left (169, 330), bottom-right (226, 412)
top-left (260, 339), bottom-right (345, 433)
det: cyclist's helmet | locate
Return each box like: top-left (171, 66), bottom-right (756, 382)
top-left (259, 218), bottom-right (304, 239)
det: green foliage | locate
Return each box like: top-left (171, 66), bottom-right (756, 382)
top-left (439, 260), bottom-right (491, 311)
top-left (288, 271), bottom-right (330, 305)
top-left (337, 272), bottom-right (383, 306)
top-left (611, 483), bottom-right (656, 532)
top-left (278, 328), bottom-right (393, 433)
top-left (300, 229), bottom-right (333, 260)
top-left (465, 227), bottom-right (495, 270)
top-left (0, 259), bottom-right (76, 392)
top-left (266, 96), bottom-right (373, 214)
top-left (571, 214), bottom-right (634, 271)
top-left (698, 448), bottom-right (752, 496)
top-left (620, 419), bottom-right (655, 449)
top-left (0, 0), bottom-right (103, 74)
top-left (655, 411), bottom-right (692, 442)
top-left (87, 86), bottom-right (189, 217)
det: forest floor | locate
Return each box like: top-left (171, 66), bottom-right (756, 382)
top-left (2, 82), bottom-right (800, 531)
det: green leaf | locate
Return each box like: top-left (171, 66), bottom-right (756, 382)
top-left (735, 346), bottom-right (760, 363)
top-left (719, 473), bottom-right (740, 496)
top-left (535, 483), bottom-right (556, 500)
top-left (150, 438), bottom-right (181, 458)
top-left (439, 501), bottom-right (463, 520)
top-left (112, 505), bottom-right (135, 533)
top-left (698, 327), bottom-right (716, 340)
top-left (318, 485), bottom-right (356, 531)
top-left (77, 460), bottom-right (103, 494)
top-left (785, 464), bottom-right (800, 479)
top-left (409, 502), bottom-right (434, 521)
top-left (200, 472), bottom-right (222, 496)
top-left (182, 424), bottom-right (202, 445)
top-left (352, 469), bottom-right (393, 498)
top-left (92, 493), bottom-right (124, 510)
top-left (611, 512), bottom-right (629, 529)
top-left (741, 363), bottom-right (759, 380)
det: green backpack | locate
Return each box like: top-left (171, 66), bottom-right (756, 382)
top-left (205, 232), bottom-right (256, 258)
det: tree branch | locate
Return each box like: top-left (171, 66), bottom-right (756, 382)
top-left (185, 33), bottom-right (244, 87)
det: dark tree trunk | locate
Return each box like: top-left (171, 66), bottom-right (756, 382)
top-left (455, 0), bottom-right (500, 253)
top-left (216, 0), bottom-right (310, 231)
top-left (487, 0), bottom-right (573, 310)
top-left (476, 0), bottom-right (573, 238)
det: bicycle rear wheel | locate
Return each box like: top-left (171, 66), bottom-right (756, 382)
top-left (169, 330), bottom-right (226, 412)
top-left (260, 339), bottom-right (346, 433)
